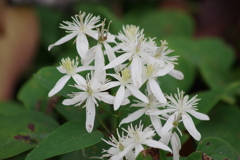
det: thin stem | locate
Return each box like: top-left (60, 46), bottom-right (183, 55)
top-left (99, 104), bottom-right (118, 118)
top-left (96, 113), bottom-right (111, 135)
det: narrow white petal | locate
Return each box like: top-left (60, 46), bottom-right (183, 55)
top-left (148, 79), bottom-right (166, 104)
top-left (160, 113), bottom-right (175, 137)
top-left (85, 30), bottom-right (98, 40)
top-left (94, 93), bottom-right (115, 105)
top-left (48, 75), bottom-right (71, 97)
top-left (62, 92), bottom-right (88, 106)
top-left (182, 113), bottom-right (201, 141)
top-left (168, 69), bottom-right (184, 80)
top-left (171, 132), bottom-right (181, 160)
top-left (144, 139), bottom-right (172, 153)
top-left (82, 46), bottom-right (97, 66)
top-left (135, 144), bottom-right (144, 158)
top-left (104, 52), bottom-right (132, 70)
top-left (110, 143), bottom-right (135, 160)
top-left (76, 66), bottom-right (94, 73)
top-left (104, 81), bottom-right (121, 90)
top-left (119, 108), bottom-right (146, 126)
top-left (94, 46), bottom-right (106, 82)
top-left (160, 132), bottom-right (171, 145)
top-left (114, 85), bottom-right (125, 111)
top-left (105, 33), bottom-right (116, 43)
top-left (72, 74), bottom-right (87, 86)
top-left (186, 109), bottom-right (210, 121)
top-left (86, 97), bottom-right (96, 133)
top-left (150, 115), bottom-right (162, 136)
top-left (104, 42), bottom-right (116, 61)
top-left (131, 56), bottom-right (142, 88)
top-left (126, 85), bottom-right (149, 103)
top-left (76, 33), bottom-right (89, 59)
top-left (156, 63), bottom-right (174, 77)
top-left (48, 32), bottom-right (77, 51)
top-left (146, 109), bottom-right (176, 115)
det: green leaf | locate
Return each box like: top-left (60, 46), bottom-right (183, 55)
top-left (158, 52), bottom-right (196, 94)
top-left (187, 151), bottom-right (202, 160)
top-left (133, 10), bottom-right (194, 38)
top-left (196, 137), bottom-right (240, 160)
top-left (17, 77), bottom-right (48, 111)
top-left (34, 67), bottom-right (83, 97)
top-left (220, 81), bottom-right (240, 105)
top-left (0, 102), bottom-right (59, 159)
top-left (197, 103), bottom-right (240, 151)
top-left (26, 121), bottom-right (103, 160)
top-left (36, 6), bottom-right (64, 49)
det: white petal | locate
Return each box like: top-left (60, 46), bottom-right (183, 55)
top-left (150, 115), bottom-right (162, 136)
top-left (104, 81), bottom-right (121, 90)
top-left (146, 109), bottom-right (176, 115)
top-left (82, 45), bottom-right (97, 66)
top-left (104, 52), bottom-right (132, 70)
top-left (168, 69), bottom-right (184, 80)
top-left (85, 30), bottom-right (98, 40)
top-left (135, 144), bottom-right (144, 158)
top-left (94, 93), bottom-right (115, 105)
top-left (160, 113), bottom-right (176, 137)
top-left (76, 66), bottom-right (94, 72)
top-left (110, 143), bottom-right (135, 160)
top-left (186, 109), bottom-right (210, 121)
top-left (94, 46), bottom-right (106, 82)
top-left (48, 75), bottom-right (71, 97)
top-left (182, 113), bottom-right (201, 141)
top-left (86, 97), bottom-right (96, 133)
top-left (131, 56), bottom-right (142, 88)
top-left (76, 33), bottom-right (89, 59)
top-left (156, 63), bottom-right (174, 77)
top-left (62, 92), bottom-right (88, 106)
top-left (119, 108), bottom-right (146, 126)
top-left (114, 85), bottom-right (125, 111)
top-left (126, 85), bottom-right (149, 103)
top-left (171, 132), bottom-right (181, 160)
top-left (105, 33), bottom-right (116, 43)
top-left (160, 132), bottom-right (171, 145)
top-left (148, 79), bottom-right (166, 104)
top-left (72, 74), bottom-right (87, 86)
top-left (104, 43), bottom-right (116, 61)
top-left (48, 32), bottom-right (77, 51)
top-left (144, 139), bottom-right (172, 153)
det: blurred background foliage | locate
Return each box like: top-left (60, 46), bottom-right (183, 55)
top-left (0, 0), bottom-right (240, 159)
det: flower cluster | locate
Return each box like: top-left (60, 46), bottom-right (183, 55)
top-left (48, 11), bottom-right (209, 160)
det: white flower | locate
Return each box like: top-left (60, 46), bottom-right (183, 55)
top-left (62, 72), bottom-right (125, 133)
top-left (109, 122), bottom-right (172, 160)
top-left (108, 69), bottom-right (149, 110)
top-left (154, 40), bottom-right (184, 80)
top-left (48, 57), bottom-right (94, 97)
top-left (102, 129), bottom-right (134, 160)
top-left (148, 89), bottom-right (210, 141)
top-left (160, 131), bottom-right (181, 160)
top-left (104, 26), bottom-right (161, 88)
top-left (120, 94), bottom-right (164, 136)
top-left (83, 20), bottom-right (116, 82)
top-left (48, 11), bottom-right (101, 59)
top-left (142, 63), bottom-right (174, 104)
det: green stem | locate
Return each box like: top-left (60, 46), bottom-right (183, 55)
top-left (96, 113), bottom-right (111, 135)
top-left (99, 105), bottom-right (118, 118)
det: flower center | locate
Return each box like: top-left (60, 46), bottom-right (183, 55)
top-left (60, 57), bottom-right (78, 75)
top-left (98, 19), bottom-right (111, 43)
top-left (86, 85), bottom-right (93, 95)
top-left (146, 64), bottom-right (155, 77)
top-left (121, 69), bottom-right (131, 82)
top-left (118, 143), bottom-right (124, 151)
